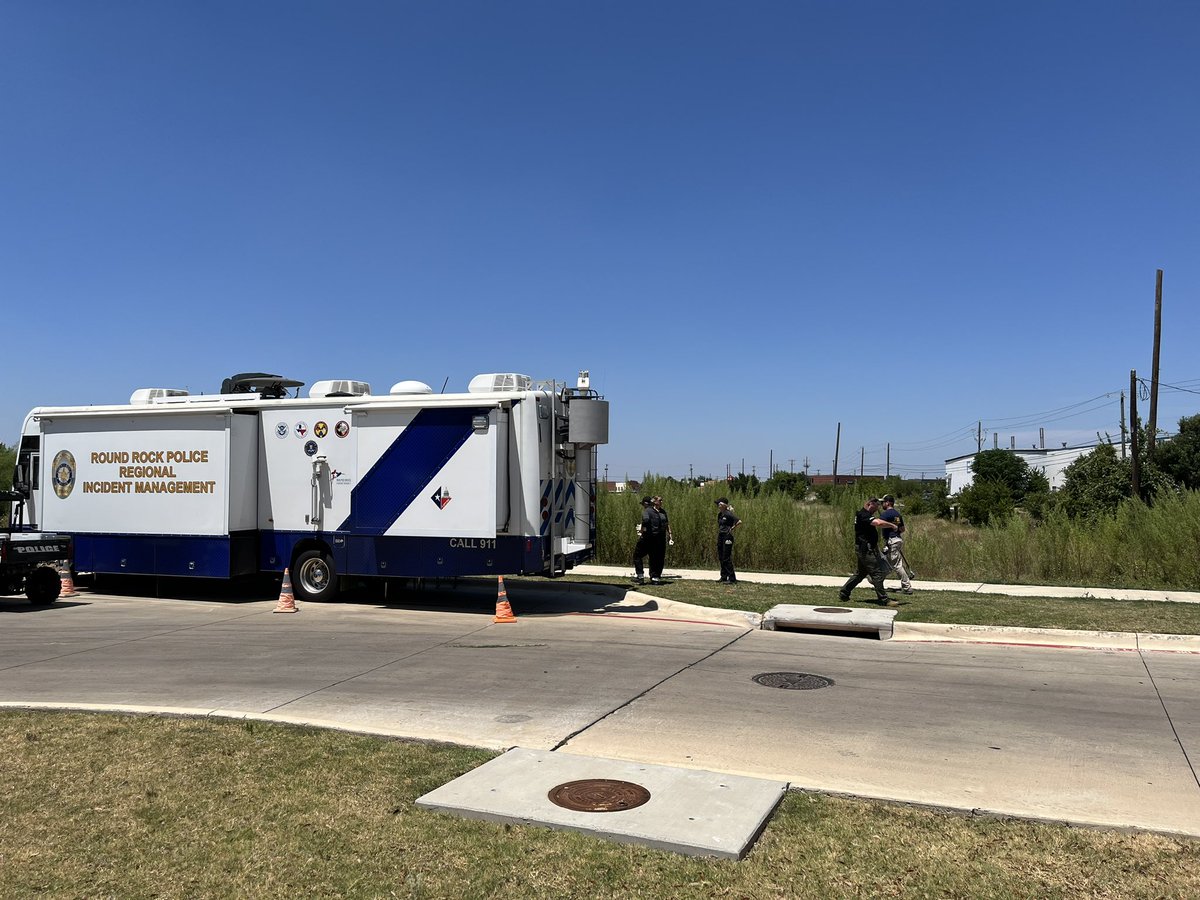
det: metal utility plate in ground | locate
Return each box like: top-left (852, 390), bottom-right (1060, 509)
top-left (416, 747), bottom-right (788, 859)
top-left (761, 604), bottom-right (896, 638)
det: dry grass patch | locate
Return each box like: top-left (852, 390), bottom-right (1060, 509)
top-left (2, 711), bottom-right (1198, 899)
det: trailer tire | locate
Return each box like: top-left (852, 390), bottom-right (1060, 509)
top-left (293, 550), bottom-right (338, 603)
top-left (26, 566), bottom-right (62, 606)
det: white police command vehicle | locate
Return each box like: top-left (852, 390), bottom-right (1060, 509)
top-left (10, 371), bottom-right (608, 602)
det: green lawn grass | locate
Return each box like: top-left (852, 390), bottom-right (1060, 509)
top-left (3, 711), bottom-right (1197, 899)
top-left (549, 575), bottom-right (1200, 635)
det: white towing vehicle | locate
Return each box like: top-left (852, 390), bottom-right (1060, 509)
top-left (11, 370), bottom-right (608, 602)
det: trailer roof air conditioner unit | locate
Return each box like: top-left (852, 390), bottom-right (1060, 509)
top-left (130, 388), bottom-right (190, 405)
top-left (310, 380), bottom-right (371, 398)
top-left (468, 373), bottom-right (532, 393)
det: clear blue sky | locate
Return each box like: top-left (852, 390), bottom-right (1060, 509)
top-left (3, 2), bottom-right (1197, 482)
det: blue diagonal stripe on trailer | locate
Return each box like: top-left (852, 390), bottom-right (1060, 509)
top-left (338, 406), bottom-right (485, 534)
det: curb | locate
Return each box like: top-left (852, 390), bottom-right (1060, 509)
top-left (892, 622), bottom-right (1200, 653)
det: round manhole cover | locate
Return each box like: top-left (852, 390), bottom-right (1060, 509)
top-left (547, 779), bottom-right (651, 812)
top-left (753, 672), bottom-right (835, 690)
top-left (813, 607), bottom-right (853, 614)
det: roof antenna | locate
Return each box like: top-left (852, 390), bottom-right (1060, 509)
top-left (440, 377), bottom-right (449, 393)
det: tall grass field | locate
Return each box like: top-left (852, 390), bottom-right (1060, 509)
top-left (596, 482), bottom-right (1200, 590)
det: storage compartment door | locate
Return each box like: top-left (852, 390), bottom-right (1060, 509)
top-left (343, 406), bottom-right (497, 539)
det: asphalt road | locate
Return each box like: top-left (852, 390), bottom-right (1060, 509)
top-left (2, 580), bottom-right (1198, 838)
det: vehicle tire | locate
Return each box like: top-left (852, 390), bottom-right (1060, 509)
top-left (292, 550), bottom-right (338, 602)
top-left (26, 566), bottom-right (62, 606)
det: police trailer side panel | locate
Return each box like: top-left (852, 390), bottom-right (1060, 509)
top-left (14, 372), bottom-right (608, 601)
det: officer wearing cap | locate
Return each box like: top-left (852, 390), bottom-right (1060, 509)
top-left (838, 496), bottom-right (898, 606)
top-left (714, 498), bottom-right (742, 584)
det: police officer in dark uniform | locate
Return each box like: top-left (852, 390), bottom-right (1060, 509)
top-left (632, 497), bottom-right (654, 584)
top-left (838, 496), bottom-right (897, 606)
top-left (715, 498), bottom-right (742, 584)
top-left (646, 496), bottom-right (673, 584)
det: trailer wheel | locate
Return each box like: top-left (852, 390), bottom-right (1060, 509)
top-left (293, 550), bottom-right (338, 602)
top-left (26, 566), bottom-right (62, 606)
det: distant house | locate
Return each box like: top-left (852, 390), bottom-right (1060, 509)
top-left (602, 480), bottom-right (641, 494)
top-left (945, 445), bottom-right (1098, 494)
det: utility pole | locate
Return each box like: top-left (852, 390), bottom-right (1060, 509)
top-left (859, 447), bottom-right (864, 477)
top-left (833, 423), bottom-right (841, 485)
top-left (803, 457), bottom-right (810, 476)
top-left (689, 463), bottom-right (693, 481)
top-left (886, 443), bottom-right (890, 478)
top-left (1148, 268), bottom-right (1163, 455)
top-left (976, 421), bottom-right (983, 453)
top-left (1130, 369), bottom-right (1141, 498)
top-left (788, 458), bottom-right (795, 473)
top-left (1039, 427), bottom-right (1045, 450)
top-left (993, 432), bottom-right (998, 449)
top-left (1119, 391), bottom-right (1127, 459)
top-left (769, 449), bottom-right (773, 476)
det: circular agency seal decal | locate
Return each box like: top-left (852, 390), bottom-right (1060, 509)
top-left (52, 450), bottom-right (77, 498)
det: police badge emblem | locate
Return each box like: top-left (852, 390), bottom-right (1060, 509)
top-left (52, 450), bottom-right (76, 499)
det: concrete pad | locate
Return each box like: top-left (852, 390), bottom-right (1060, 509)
top-left (416, 747), bottom-right (787, 859)
top-left (762, 604), bottom-right (895, 639)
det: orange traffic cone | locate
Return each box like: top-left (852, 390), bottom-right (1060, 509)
top-left (58, 564), bottom-right (79, 598)
top-left (493, 575), bottom-right (516, 623)
top-left (273, 568), bottom-right (299, 614)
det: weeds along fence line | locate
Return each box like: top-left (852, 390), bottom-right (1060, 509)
top-left (595, 483), bottom-right (1200, 590)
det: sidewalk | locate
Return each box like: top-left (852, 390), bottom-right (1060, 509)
top-left (569, 564), bottom-right (1200, 652)
top-left (570, 564), bottom-right (1200, 604)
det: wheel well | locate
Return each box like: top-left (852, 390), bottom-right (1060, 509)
top-left (290, 538), bottom-right (332, 568)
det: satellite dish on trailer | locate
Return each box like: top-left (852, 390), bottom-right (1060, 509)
top-left (221, 373), bottom-right (304, 399)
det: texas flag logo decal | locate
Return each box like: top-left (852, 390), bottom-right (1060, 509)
top-left (430, 486), bottom-right (452, 509)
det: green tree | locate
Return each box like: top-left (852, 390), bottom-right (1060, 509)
top-left (1023, 468), bottom-right (1055, 520)
top-left (956, 479), bottom-right (1014, 526)
top-left (1155, 414), bottom-right (1200, 490)
top-left (0, 442), bottom-right (14, 493)
top-left (971, 450), bottom-right (1035, 501)
top-left (762, 470), bottom-right (808, 500)
top-left (0, 442), bottom-right (14, 527)
top-left (1058, 443), bottom-right (1130, 517)
top-left (728, 472), bottom-right (761, 496)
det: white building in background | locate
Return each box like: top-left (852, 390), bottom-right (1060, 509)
top-left (945, 445), bottom-right (1100, 494)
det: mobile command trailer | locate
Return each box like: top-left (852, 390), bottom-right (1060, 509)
top-left (12, 371), bottom-right (608, 601)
